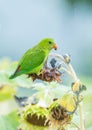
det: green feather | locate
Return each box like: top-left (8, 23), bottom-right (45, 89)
top-left (9, 38), bottom-right (57, 79)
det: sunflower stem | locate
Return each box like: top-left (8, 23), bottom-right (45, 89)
top-left (49, 52), bottom-right (85, 130)
top-left (79, 102), bottom-right (85, 130)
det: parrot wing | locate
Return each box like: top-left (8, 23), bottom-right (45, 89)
top-left (10, 50), bottom-right (46, 79)
top-left (20, 49), bottom-right (46, 71)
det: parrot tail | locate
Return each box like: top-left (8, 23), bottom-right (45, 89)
top-left (9, 74), bottom-right (16, 79)
top-left (9, 66), bottom-right (21, 79)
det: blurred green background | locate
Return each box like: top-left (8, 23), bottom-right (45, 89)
top-left (0, 0), bottom-right (92, 129)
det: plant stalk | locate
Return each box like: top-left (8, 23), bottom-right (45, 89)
top-left (50, 52), bottom-right (86, 130)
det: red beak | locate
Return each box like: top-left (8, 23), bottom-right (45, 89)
top-left (53, 43), bottom-right (58, 50)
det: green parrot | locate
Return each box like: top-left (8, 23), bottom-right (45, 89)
top-left (9, 38), bottom-right (58, 79)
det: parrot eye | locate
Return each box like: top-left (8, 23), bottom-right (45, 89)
top-left (48, 41), bottom-right (52, 44)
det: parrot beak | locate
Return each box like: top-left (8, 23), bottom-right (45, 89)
top-left (53, 43), bottom-right (58, 50)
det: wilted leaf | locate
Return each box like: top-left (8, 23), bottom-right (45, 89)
top-left (59, 93), bottom-right (77, 113)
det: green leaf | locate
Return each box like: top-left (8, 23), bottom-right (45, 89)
top-left (0, 111), bottom-right (19, 130)
top-left (0, 85), bottom-right (16, 101)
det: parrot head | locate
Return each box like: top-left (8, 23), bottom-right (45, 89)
top-left (39, 38), bottom-right (58, 50)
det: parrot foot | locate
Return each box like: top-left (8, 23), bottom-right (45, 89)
top-left (40, 69), bottom-right (46, 80)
